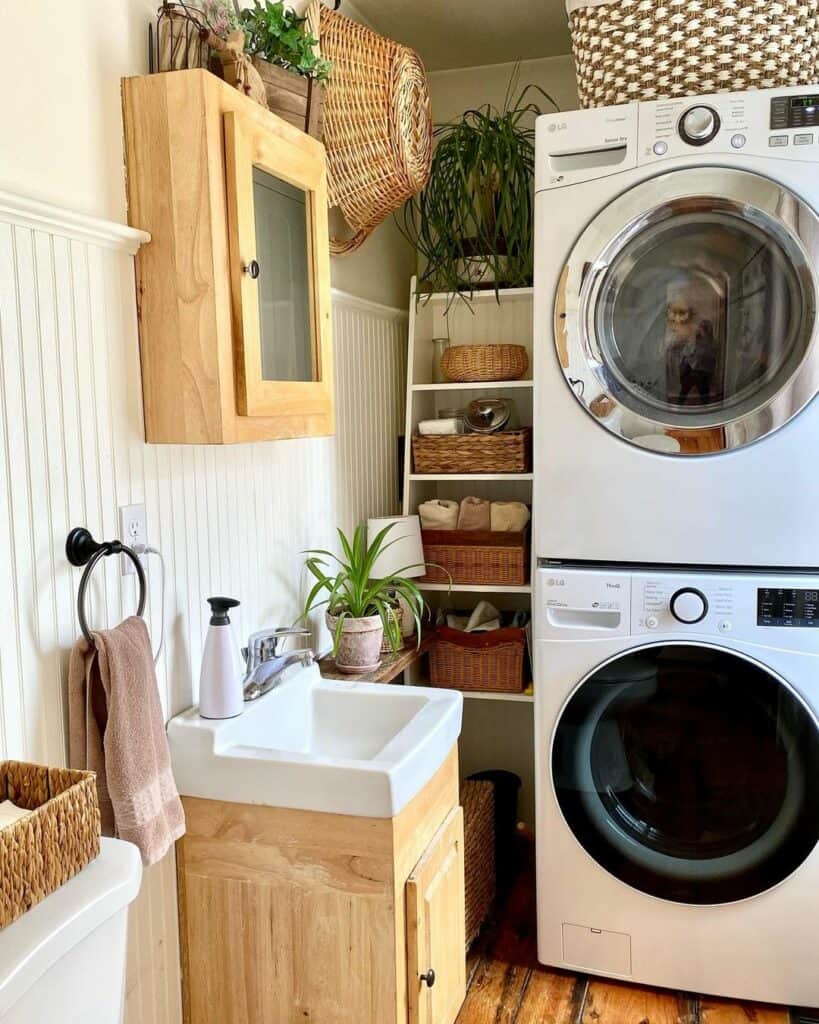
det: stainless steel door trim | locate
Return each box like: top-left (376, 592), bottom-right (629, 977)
top-left (556, 167), bottom-right (819, 454)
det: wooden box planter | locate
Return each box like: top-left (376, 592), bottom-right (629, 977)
top-left (421, 529), bottom-right (529, 587)
top-left (251, 58), bottom-right (324, 138)
top-left (0, 761), bottom-right (100, 929)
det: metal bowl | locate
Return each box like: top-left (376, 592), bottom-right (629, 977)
top-left (465, 398), bottom-right (512, 433)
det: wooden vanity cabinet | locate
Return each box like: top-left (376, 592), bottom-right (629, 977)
top-left (121, 69), bottom-right (333, 444)
top-left (176, 748), bottom-right (466, 1024)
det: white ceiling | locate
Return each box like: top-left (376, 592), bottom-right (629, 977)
top-left (350, 0), bottom-right (572, 72)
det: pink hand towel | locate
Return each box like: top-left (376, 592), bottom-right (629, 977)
top-left (457, 496), bottom-right (491, 530)
top-left (68, 616), bottom-right (185, 866)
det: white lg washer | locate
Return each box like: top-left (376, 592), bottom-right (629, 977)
top-left (535, 563), bottom-right (819, 1005)
top-left (534, 86), bottom-right (819, 567)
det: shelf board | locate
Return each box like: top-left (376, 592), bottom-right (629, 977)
top-left (417, 287), bottom-right (534, 304)
top-left (409, 473), bottom-right (534, 482)
top-left (417, 582), bottom-right (532, 594)
top-left (411, 380), bottom-right (533, 392)
top-left (462, 691), bottom-right (534, 703)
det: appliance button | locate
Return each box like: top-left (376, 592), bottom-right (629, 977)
top-left (769, 134), bottom-right (789, 147)
top-left (645, 615), bottom-right (659, 629)
top-left (679, 105), bottom-right (720, 145)
top-left (718, 619), bottom-right (733, 633)
top-left (670, 587), bottom-right (709, 624)
top-left (652, 140), bottom-right (668, 156)
top-left (794, 133), bottom-right (814, 145)
top-left (730, 133), bottom-right (747, 149)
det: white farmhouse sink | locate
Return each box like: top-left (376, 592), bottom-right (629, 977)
top-left (167, 663), bottom-right (463, 819)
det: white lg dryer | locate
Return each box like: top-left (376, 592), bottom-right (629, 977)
top-left (534, 86), bottom-right (819, 567)
top-left (535, 564), bottom-right (819, 1005)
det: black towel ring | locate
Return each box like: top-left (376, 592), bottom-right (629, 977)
top-left (66, 527), bottom-right (147, 645)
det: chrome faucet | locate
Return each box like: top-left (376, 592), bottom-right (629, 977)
top-left (242, 627), bottom-right (314, 702)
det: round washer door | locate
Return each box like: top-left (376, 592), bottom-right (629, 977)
top-left (556, 168), bottom-right (819, 454)
top-left (552, 644), bottom-right (819, 905)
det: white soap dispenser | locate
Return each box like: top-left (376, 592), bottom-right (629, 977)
top-left (199, 597), bottom-right (242, 719)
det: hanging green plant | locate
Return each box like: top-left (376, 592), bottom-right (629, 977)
top-left (399, 75), bottom-right (558, 301)
top-left (239, 0), bottom-right (332, 82)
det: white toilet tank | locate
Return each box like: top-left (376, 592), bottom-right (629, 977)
top-left (0, 837), bottom-right (142, 1023)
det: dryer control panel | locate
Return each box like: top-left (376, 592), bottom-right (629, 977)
top-left (537, 566), bottom-right (819, 648)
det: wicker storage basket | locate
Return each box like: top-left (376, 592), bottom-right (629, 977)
top-left (441, 344), bottom-right (529, 383)
top-left (429, 626), bottom-right (527, 693)
top-left (461, 780), bottom-right (496, 948)
top-left (0, 762), bottom-right (100, 930)
top-left (567, 0), bottom-right (819, 108)
top-left (412, 429), bottom-right (532, 475)
top-left (421, 529), bottom-right (528, 586)
top-left (319, 6), bottom-right (432, 254)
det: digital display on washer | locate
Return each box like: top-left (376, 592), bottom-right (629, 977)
top-left (791, 96), bottom-right (819, 108)
top-left (757, 588), bottom-right (819, 627)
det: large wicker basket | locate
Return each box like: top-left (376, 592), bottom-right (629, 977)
top-left (441, 344), bottom-right (529, 383)
top-left (429, 627), bottom-right (527, 693)
top-left (319, 7), bottom-right (432, 254)
top-left (421, 529), bottom-right (528, 586)
top-left (567, 0), bottom-right (819, 108)
top-left (412, 429), bottom-right (532, 475)
top-left (0, 762), bottom-right (100, 930)
top-left (461, 780), bottom-right (496, 949)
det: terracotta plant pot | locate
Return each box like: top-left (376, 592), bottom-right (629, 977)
top-left (326, 613), bottom-right (384, 673)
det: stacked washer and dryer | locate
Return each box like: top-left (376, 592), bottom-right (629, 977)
top-left (533, 86), bottom-right (819, 1006)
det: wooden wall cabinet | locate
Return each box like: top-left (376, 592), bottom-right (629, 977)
top-left (176, 748), bottom-right (466, 1024)
top-left (122, 69), bottom-right (334, 444)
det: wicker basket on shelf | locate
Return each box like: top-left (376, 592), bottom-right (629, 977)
top-left (461, 779), bottom-right (496, 948)
top-left (441, 344), bottom-right (529, 383)
top-left (567, 0), bottom-right (819, 108)
top-left (421, 529), bottom-right (528, 586)
top-left (0, 762), bottom-right (100, 930)
top-left (429, 626), bottom-right (527, 693)
top-left (412, 429), bottom-right (532, 475)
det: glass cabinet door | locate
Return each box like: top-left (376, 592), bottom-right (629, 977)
top-left (223, 108), bottom-right (333, 432)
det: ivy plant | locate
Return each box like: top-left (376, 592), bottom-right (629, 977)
top-left (239, 0), bottom-right (332, 82)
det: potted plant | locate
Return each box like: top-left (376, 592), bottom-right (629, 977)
top-left (301, 523), bottom-right (427, 673)
top-left (399, 78), bottom-right (558, 300)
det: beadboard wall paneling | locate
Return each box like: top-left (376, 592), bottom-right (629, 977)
top-left (0, 198), bottom-right (407, 1024)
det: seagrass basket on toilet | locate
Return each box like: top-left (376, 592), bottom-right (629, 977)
top-left (0, 761), bottom-right (100, 929)
top-left (567, 0), bottom-right (819, 108)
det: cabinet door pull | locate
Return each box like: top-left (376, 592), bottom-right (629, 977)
top-left (243, 259), bottom-right (261, 279)
top-left (420, 968), bottom-right (436, 988)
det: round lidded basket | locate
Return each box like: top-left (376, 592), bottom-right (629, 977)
top-left (440, 344), bottom-right (529, 383)
top-left (566, 0), bottom-right (819, 108)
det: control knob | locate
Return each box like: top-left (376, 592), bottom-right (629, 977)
top-left (679, 105), bottom-right (720, 146)
top-left (670, 588), bottom-right (709, 624)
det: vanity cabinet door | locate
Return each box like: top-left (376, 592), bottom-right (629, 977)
top-left (406, 806), bottom-right (466, 1024)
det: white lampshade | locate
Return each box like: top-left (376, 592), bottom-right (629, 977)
top-left (366, 515), bottom-right (425, 580)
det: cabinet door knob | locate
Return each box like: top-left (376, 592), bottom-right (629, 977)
top-left (420, 968), bottom-right (436, 988)
top-left (243, 259), bottom-right (260, 280)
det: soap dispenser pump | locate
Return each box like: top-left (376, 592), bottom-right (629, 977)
top-left (199, 597), bottom-right (242, 720)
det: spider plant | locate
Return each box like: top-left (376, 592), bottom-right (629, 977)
top-left (398, 74), bottom-right (558, 302)
top-left (302, 523), bottom-right (427, 656)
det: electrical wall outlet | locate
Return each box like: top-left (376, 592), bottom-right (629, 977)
top-left (119, 503), bottom-right (147, 575)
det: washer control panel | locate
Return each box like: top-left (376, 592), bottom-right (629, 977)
top-left (537, 567), bottom-right (819, 646)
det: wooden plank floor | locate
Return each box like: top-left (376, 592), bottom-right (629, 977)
top-left (457, 843), bottom-right (809, 1024)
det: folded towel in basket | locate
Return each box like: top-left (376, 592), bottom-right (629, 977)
top-left (419, 499), bottom-right (459, 530)
top-left (68, 616), bottom-right (185, 866)
top-left (490, 501), bottom-right (530, 532)
top-left (418, 418), bottom-right (464, 435)
top-left (457, 496), bottom-right (491, 530)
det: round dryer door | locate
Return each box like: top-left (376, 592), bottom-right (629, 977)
top-left (556, 168), bottom-right (819, 454)
top-left (552, 644), bottom-right (819, 905)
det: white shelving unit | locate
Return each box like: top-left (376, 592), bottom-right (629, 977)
top-left (401, 276), bottom-right (536, 824)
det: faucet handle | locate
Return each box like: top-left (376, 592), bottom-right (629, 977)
top-left (246, 627), bottom-right (312, 664)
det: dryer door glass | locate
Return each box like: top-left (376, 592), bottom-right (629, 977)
top-left (552, 645), bottom-right (819, 904)
top-left (558, 168), bottom-right (819, 454)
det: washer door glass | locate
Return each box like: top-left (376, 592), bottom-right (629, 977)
top-left (557, 168), bottom-right (819, 454)
top-left (552, 645), bottom-right (819, 904)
